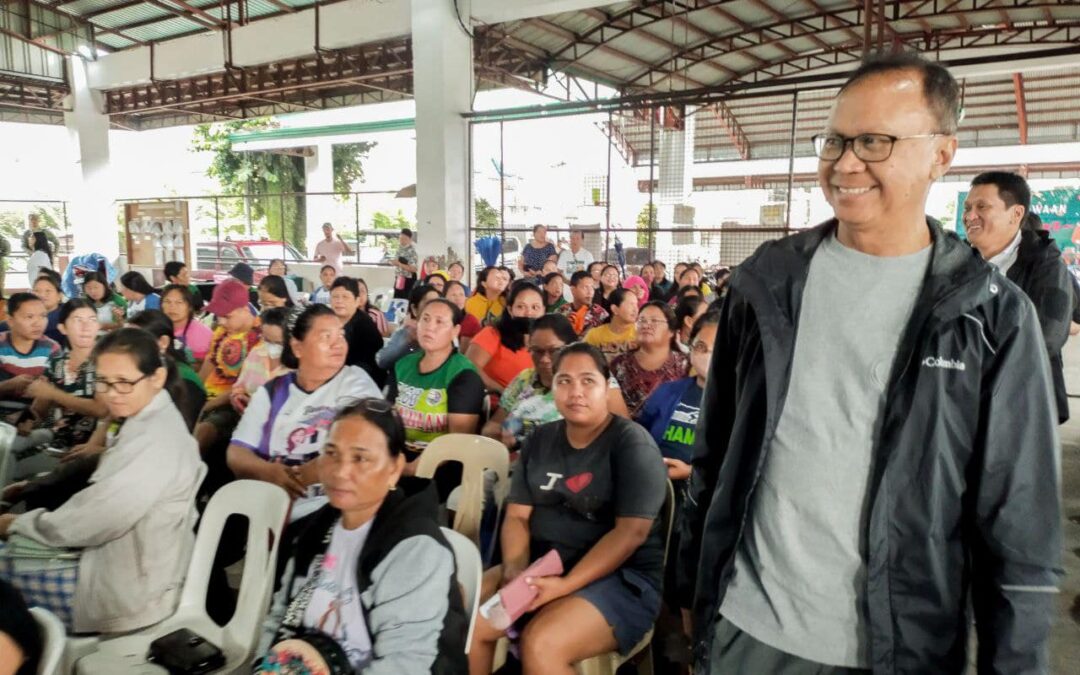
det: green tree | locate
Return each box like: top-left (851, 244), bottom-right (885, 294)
top-left (474, 197), bottom-right (499, 231)
top-left (636, 203), bottom-right (657, 248)
top-left (191, 120), bottom-right (374, 249)
top-left (371, 210), bottom-right (413, 230)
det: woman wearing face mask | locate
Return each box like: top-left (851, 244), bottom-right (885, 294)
top-left (594, 264), bottom-right (621, 313)
top-left (229, 307), bottom-right (292, 415)
top-left (0, 328), bottom-right (204, 634)
top-left (610, 301), bottom-right (689, 420)
top-left (161, 284), bottom-right (212, 363)
top-left (482, 314), bottom-right (630, 450)
top-left (465, 282), bottom-right (545, 394)
top-left (444, 280), bottom-right (481, 351)
top-left (464, 266), bottom-right (508, 326)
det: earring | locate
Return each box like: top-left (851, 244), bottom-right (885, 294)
top-left (388, 483), bottom-right (398, 491)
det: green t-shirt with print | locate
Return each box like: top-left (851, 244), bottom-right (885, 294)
top-left (393, 351), bottom-right (484, 448)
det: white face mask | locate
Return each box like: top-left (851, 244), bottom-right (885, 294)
top-left (264, 343), bottom-right (284, 360)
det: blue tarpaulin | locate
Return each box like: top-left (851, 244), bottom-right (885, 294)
top-left (62, 254), bottom-right (118, 298)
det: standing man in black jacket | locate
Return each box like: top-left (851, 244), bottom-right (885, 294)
top-left (964, 171), bottom-right (1074, 423)
top-left (679, 53), bottom-right (1062, 674)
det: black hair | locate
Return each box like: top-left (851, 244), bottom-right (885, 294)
top-left (970, 171), bottom-right (1032, 215)
top-left (120, 271), bottom-right (156, 297)
top-left (81, 271), bottom-right (112, 304)
top-left (688, 307), bottom-right (722, 345)
top-left (676, 284), bottom-right (702, 301)
top-left (281, 304), bottom-right (337, 369)
top-left (320, 264), bottom-right (336, 274)
top-left (408, 283), bottom-right (440, 318)
top-left (268, 258), bottom-right (287, 272)
top-left (32, 231), bottom-right (52, 263)
top-left (58, 297), bottom-right (96, 325)
top-left (679, 266), bottom-right (701, 283)
top-left (36, 268), bottom-right (62, 287)
top-left (400, 228), bottom-right (413, 239)
top-left (126, 309), bottom-right (192, 367)
top-left (476, 266), bottom-right (500, 297)
top-left (498, 265), bottom-right (515, 282)
top-left (552, 341), bottom-right (610, 381)
top-left (674, 295), bottom-right (704, 332)
top-left (532, 224), bottom-right (546, 234)
top-left (652, 259), bottom-right (666, 269)
top-left (639, 300), bottom-right (677, 331)
top-left (353, 278), bottom-right (375, 310)
top-left (161, 284), bottom-right (197, 317)
top-left (531, 312), bottom-right (577, 346)
top-left (420, 297), bottom-right (464, 326)
top-left (570, 270), bottom-right (592, 287)
top-left (163, 261), bottom-right (187, 282)
top-left (587, 261), bottom-right (604, 274)
top-left (542, 272), bottom-right (564, 286)
top-left (608, 287), bottom-right (634, 312)
top-left (32, 275), bottom-right (62, 295)
top-left (260, 306), bottom-right (290, 333)
top-left (7, 291), bottom-right (43, 316)
top-left (94, 326), bottom-right (183, 417)
top-left (600, 264), bottom-right (620, 281)
top-left (496, 282), bottom-right (545, 352)
top-left (841, 51), bottom-right (961, 135)
top-left (331, 276), bottom-right (360, 297)
top-left (334, 398), bottom-right (407, 458)
top-left (447, 260), bottom-right (464, 272)
top-left (1024, 211), bottom-right (1044, 232)
top-left (445, 279), bottom-right (468, 297)
top-left (259, 275), bottom-right (294, 308)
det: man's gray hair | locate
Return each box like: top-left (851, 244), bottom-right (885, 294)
top-left (840, 51), bottom-right (961, 135)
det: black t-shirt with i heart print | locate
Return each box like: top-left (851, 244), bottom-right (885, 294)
top-left (508, 415), bottom-right (668, 589)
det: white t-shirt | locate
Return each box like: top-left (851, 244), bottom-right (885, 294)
top-left (26, 251), bottom-right (52, 286)
top-left (302, 519), bottom-right (375, 671)
top-left (314, 239), bottom-right (348, 273)
top-left (231, 366), bottom-right (380, 521)
top-left (557, 247), bottom-right (594, 276)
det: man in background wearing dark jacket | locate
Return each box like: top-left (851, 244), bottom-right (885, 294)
top-left (964, 171), bottom-right (1074, 423)
top-left (679, 53), bottom-right (1062, 674)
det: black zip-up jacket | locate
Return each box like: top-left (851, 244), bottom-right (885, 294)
top-left (287, 477), bottom-right (468, 674)
top-left (678, 219), bottom-right (1063, 674)
top-left (1004, 228), bottom-right (1073, 423)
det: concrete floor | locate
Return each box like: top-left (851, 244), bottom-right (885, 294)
top-left (1052, 338), bottom-right (1080, 673)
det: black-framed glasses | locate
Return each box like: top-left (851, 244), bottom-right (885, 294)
top-left (94, 373), bottom-right (150, 394)
top-left (811, 132), bottom-right (944, 162)
top-left (357, 398), bottom-right (394, 414)
top-left (528, 346), bottom-right (562, 360)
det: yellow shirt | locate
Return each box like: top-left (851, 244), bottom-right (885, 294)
top-left (583, 323), bottom-right (638, 362)
top-left (464, 294), bottom-right (506, 327)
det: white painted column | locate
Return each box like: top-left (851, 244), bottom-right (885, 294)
top-left (411, 0), bottom-right (472, 266)
top-left (64, 56), bottom-right (118, 259)
top-left (304, 141), bottom-right (336, 254)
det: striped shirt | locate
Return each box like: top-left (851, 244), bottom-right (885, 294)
top-left (0, 331), bottom-right (61, 414)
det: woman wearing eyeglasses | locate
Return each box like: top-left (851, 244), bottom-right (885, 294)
top-left (481, 314), bottom-right (629, 450)
top-left (0, 328), bottom-right (204, 634)
top-left (610, 301), bottom-right (689, 419)
top-left (258, 399), bottom-right (468, 674)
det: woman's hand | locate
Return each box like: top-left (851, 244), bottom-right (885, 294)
top-left (0, 513), bottom-right (17, 539)
top-left (664, 458), bottom-right (692, 481)
top-left (295, 458), bottom-right (321, 487)
top-left (526, 575), bottom-right (572, 612)
top-left (230, 390), bottom-right (251, 413)
top-left (62, 443), bottom-right (105, 464)
top-left (262, 462), bottom-right (307, 499)
top-left (25, 378), bottom-right (59, 403)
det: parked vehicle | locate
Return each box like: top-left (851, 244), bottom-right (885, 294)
top-left (192, 239), bottom-right (305, 281)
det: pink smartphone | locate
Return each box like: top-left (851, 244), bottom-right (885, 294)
top-left (498, 549), bottom-right (564, 622)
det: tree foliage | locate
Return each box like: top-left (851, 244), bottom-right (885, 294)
top-left (191, 120), bottom-right (374, 249)
top-left (474, 197), bottom-right (499, 230)
top-left (371, 210), bottom-right (413, 230)
top-left (635, 203), bottom-right (657, 248)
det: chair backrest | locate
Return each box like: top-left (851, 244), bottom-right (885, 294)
top-left (180, 480), bottom-right (291, 649)
top-left (415, 434), bottom-right (510, 544)
top-left (440, 527), bottom-right (482, 653)
top-left (29, 607), bottom-right (65, 675)
top-left (0, 422), bottom-right (17, 488)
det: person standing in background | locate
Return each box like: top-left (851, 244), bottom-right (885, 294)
top-left (21, 214), bottom-right (60, 257)
top-left (391, 228), bottom-right (419, 299)
top-left (311, 223), bottom-right (353, 273)
top-left (557, 229), bottom-right (594, 276)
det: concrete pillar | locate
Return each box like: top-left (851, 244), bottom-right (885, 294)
top-left (304, 141), bottom-right (335, 254)
top-left (411, 0), bottom-right (472, 267)
top-left (64, 56), bottom-right (118, 259)
top-left (655, 110), bottom-right (696, 251)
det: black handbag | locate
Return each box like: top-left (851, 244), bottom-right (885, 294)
top-left (146, 628), bottom-right (226, 675)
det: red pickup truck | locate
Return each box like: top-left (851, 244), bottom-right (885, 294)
top-left (192, 239), bottom-right (306, 282)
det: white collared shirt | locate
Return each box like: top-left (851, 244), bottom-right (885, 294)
top-left (988, 229), bottom-right (1023, 275)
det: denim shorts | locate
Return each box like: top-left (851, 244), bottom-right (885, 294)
top-left (575, 568), bottom-right (661, 654)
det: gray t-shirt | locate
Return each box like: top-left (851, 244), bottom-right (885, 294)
top-left (720, 233), bottom-right (931, 668)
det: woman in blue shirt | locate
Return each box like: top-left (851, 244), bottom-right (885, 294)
top-left (118, 272), bottom-right (161, 319)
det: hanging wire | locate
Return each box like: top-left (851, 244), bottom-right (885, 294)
top-left (452, 0), bottom-right (475, 39)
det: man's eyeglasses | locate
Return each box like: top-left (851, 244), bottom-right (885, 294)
top-left (529, 346), bottom-right (562, 360)
top-left (811, 133), bottom-right (945, 163)
top-left (94, 374), bottom-right (150, 394)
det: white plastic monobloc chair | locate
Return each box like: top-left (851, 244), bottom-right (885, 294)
top-left (75, 480), bottom-right (291, 675)
top-left (441, 527), bottom-right (482, 654)
top-left (0, 421), bottom-right (17, 490)
top-left (415, 434), bottom-right (510, 546)
top-left (29, 607), bottom-right (65, 675)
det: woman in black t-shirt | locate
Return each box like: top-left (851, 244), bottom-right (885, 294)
top-left (328, 277), bottom-right (387, 388)
top-left (469, 343), bottom-right (667, 674)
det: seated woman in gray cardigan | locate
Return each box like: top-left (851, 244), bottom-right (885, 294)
top-left (0, 328), bottom-right (204, 634)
